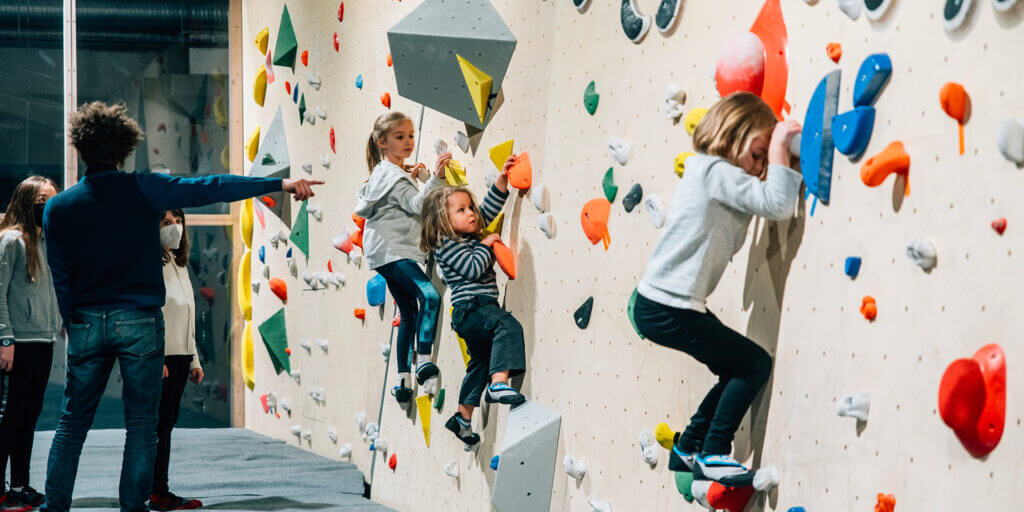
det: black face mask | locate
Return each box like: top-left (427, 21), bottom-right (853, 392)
top-left (33, 203), bottom-right (45, 226)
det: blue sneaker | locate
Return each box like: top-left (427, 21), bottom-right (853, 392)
top-left (484, 382), bottom-right (526, 406)
top-left (694, 454), bottom-right (754, 486)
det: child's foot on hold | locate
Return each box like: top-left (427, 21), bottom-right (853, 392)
top-left (484, 382), bottom-right (526, 406)
top-left (694, 454), bottom-right (753, 486)
top-left (415, 361), bottom-right (440, 384)
top-left (668, 444), bottom-right (697, 472)
top-left (444, 413), bottom-right (480, 446)
top-left (391, 384), bottom-right (412, 404)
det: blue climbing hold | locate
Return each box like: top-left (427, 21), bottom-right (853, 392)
top-left (844, 256), bottom-right (861, 279)
top-left (355, 74), bottom-right (363, 89)
top-left (292, 83), bottom-right (299, 103)
top-left (490, 455), bottom-right (500, 470)
top-left (832, 106), bottom-right (876, 158)
top-left (853, 53), bottom-right (892, 108)
top-left (286, 247), bottom-right (293, 259)
top-left (787, 508), bottom-right (807, 512)
top-left (259, 246), bottom-right (265, 264)
top-left (801, 69), bottom-right (841, 205)
top-left (367, 273), bottom-right (387, 307)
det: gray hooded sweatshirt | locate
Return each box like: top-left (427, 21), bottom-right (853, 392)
top-left (0, 230), bottom-right (61, 343)
top-left (354, 160), bottom-right (446, 270)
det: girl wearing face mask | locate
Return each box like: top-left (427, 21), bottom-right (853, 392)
top-left (150, 209), bottom-right (203, 511)
top-left (0, 175), bottom-right (60, 510)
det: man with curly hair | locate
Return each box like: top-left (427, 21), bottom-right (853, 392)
top-left (39, 102), bottom-right (322, 512)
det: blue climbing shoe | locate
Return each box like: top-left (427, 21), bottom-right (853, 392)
top-left (484, 382), bottom-right (526, 406)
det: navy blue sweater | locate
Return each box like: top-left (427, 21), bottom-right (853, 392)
top-left (43, 170), bottom-right (282, 325)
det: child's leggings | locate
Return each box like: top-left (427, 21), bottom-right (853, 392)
top-left (632, 293), bottom-right (772, 456)
top-left (450, 296), bottom-right (526, 406)
top-left (376, 259), bottom-right (440, 374)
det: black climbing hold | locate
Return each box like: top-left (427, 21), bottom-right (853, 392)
top-left (574, 297), bottom-right (594, 329)
top-left (623, 183), bottom-right (643, 213)
top-left (620, 0), bottom-right (651, 44)
top-left (655, 0), bottom-right (680, 33)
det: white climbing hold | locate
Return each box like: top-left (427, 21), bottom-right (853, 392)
top-left (269, 232), bottom-right (285, 248)
top-left (290, 370), bottom-right (301, 384)
top-left (753, 465), bottom-right (781, 491)
top-left (837, 0), bottom-right (861, 20)
top-left (644, 194), bottom-right (666, 228)
top-left (531, 183), bottom-right (550, 212)
top-left (262, 265), bottom-right (270, 279)
top-left (303, 111), bottom-right (317, 126)
top-left (539, 212), bottom-right (556, 239)
top-left (302, 271), bottom-right (317, 289)
top-left (307, 204), bottom-right (322, 222)
top-left (421, 376), bottom-right (439, 395)
top-left (997, 118), bottom-right (1024, 165)
top-left (485, 168), bottom-right (499, 190)
top-left (350, 253), bottom-right (362, 266)
top-left (301, 429), bottom-right (312, 440)
top-left (455, 131), bottom-right (470, 152)
top-left (316, 271), bottom-right (330, 287)
top-left (328, 273), bottom-right (345, 287)
top-left (563, 454), bottom-right (587, 480)
top-left (309, 387), bottom-right (326, 404)
top-left (307, 72), bottom-right (321, 90)
top-left (302, 162), bottom-right (313, 174)
top-left (906, 240), bottom-right (937, 271)
top-left (265, 391), bottom-right (278, 412)
top-left (372, 438), bottom-right (388, 453)
top-left (316, 105), bottom-right (327, 119)
top-left (320, 154), bottom-right (331, 168)
top-left (280, 397), bottom-right (291, 412)
top-left (836, 391), bottom-right (871, 421)
top-left (380, 342), bottom-right (391, 360)
top-left (339, 443), bottom-right (352, 458)
top-left (327, 426), bottom-right (338, 443)
top-left (355, 411), bottom-right (367, 433)
top-left (607, 136), bottom-right (631, 165)
top-left (638, 429), bottom-right (658, 466)
top-left (363, 422), bottom-right (379, 442)
top-left (588, 499), bottom-right (612, 512)
top-left (691, 479), bottom-right (712, 508)
top-left (663, 83), bottom-right (686, 121)
top-left (443, 459), bottom-right (459, 477)
top-left (290, 425), bottom-right (302, 436)
top-left (317, 338), bottom-right (329, 351)
top-left (434, 138), bottom-right (448, 156)
top-left (300, 339), bottom-right (312, 351)
top-left (288, 257), bottom-right (298, 278)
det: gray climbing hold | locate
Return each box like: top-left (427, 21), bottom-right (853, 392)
top-left (574, 297), bottom-right (594, 329)
top-left (622, 183), bottom-right (643, 213)
top-left (491, 401), bottom-right (562, 512)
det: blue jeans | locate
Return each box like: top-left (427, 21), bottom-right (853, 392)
top-left (41, 309), bottom-right (165, 512)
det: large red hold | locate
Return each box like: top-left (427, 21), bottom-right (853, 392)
top-left (938, 344), bottom-right (1006, 457)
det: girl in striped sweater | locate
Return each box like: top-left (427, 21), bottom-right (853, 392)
top-left (419, 154), bottom-right (526, 447)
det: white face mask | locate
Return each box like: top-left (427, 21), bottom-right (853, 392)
top-left (160, 223), bottom-right (183, 250)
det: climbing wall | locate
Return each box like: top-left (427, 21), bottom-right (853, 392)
top-left (242, 1), bottom-right (1024, 511)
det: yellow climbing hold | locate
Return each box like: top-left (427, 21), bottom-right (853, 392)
top-left (237, 250), bottom-right (252, 321)
top-left (450, 307), bottom-right (471, 368)
top-left (245, 126), bottom-right (260, 162)
top-left (445, 159), bottom-right (469, 186)
top-left (674, 152), bottom-right (695, 178)
top-left (655, 422), bottom-right (676, 450)
top-left (220, 144), bottom-right (230, 171)
top-left (254, 64), bottom-right (267, 107)
top-left (456, 54), bottom-right (493, 124)
top-left (255, 27), bottom-right (269, 55)
top-left (483, 212), bottom-right (504, 237)
top-left (416, 395), bottom-right (432, 446)
top-left (684, 108), bottom-right (708, 136)
top-left (242, 321), bottom-right (255, 390)
top-left (240, 198), bottom-right (254, 248)
top-left (213, 94), bottom-right (229, 128)
top-left (488, 139), bottom-right (514, 171)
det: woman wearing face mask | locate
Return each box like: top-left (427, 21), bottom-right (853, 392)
top-left (0, 176), bottom-right (60, 510)
top-left (149, 209), bottom-right (204, 511)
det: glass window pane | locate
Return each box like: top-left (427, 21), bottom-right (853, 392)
top-left (76, 0), bottom-right (232, 215)
top-left (0, 0), bottom-right (64, 211)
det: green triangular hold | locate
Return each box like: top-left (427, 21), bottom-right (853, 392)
top-left (584, 80), bottom-right (599, 115)
top-left (261, 153), bottom-right (276, 165)
top-left (289, 200), bottom-right (310, 258)
top-left (272, 5), bottom-right (297, 68)
top-left (257, 308), bottom-right (290, 374)
top-left (602, 167), bottom-right (618, 203)
top-left (298, 94), bottom-right (306, 125)
top-left (675, 470), bottom-right (695, 502)
top-left (628, 288), bottom-right (645, 339)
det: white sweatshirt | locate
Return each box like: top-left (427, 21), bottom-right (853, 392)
top-left (162, 261), bottom-right (200, 369)
top-left (638, 154), bottom-right (803, 313)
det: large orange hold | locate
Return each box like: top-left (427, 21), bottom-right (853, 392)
top-left (580, 198), bottom-right (611, 250)
top-left (874, 493), bottom-right (896, 512)
top-left (269, 278), bottom-right (287, 303)
top-left (507, 152), bottom-right (532, 190)
top-left (939, 82), bottom-right (969, 154)
top-left (750, 0), bottom-right (790, 120)
top-left (492, 241), bottom-right (516, 280)
top-left (860, 141), bottom-right (910, 195)
top-left (938, 344), bottom-right (1006, 458)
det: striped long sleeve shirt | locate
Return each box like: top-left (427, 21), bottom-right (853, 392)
top-left (434, 184), bottom-right (510, 304)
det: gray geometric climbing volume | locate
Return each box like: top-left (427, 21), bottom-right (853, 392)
top-left (387, 0), bottom-right (516, 129)
top-left (491, 401), bottom-right (561, 512)
top-left (248, 106), bottom-right (291, 227)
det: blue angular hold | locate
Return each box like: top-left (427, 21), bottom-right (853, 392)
top-left (490, 455), bottom-right (500, 470)
top-left (258, 246), bottom-right (265, 264)
top-left (853, 53), bottom-right (892, 107)
top-left (844, 256), bottom-right (862, 279)
top-left (286, 247), bottom-right (293, 259)
top-left (292, 83), bottom-right (299, 103)
top-left (832, 106), bottom-right (876, 158)
top-left (355, 74), bottom-right (363, 89)
top-left (801, 70), bottom-right (841, 205)
top-left (787, 508), bottom-right (807, 512)
top-left (367, 273), bottom-right (387, 307)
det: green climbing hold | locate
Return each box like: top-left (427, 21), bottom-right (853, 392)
top-left (584, 80), bottom-right (599, 115)
top-left (434, 388), bottom-right (445, 411)
top-left (675, 470), bottom-right (695, 502)
top-left (289, 200), bottom-right (310, 258)
top-left (628, 288), bottom-right (645, 339)
top-left (298, 94), bottom-right (306, 125)
top-left (602, 167), bottom-right (618, 203)
top-left (272, 5), bottom-right (298, 68)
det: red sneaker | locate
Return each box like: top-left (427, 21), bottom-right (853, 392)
top-left (0, 494), bottom-right (32, 512)
top-left (149, 493), bottom-right (203, 511)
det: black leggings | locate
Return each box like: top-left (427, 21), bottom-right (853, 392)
top-left (632, 293), bottom-right (772, 456)
top-left (375, 259), bottom-right (440, 374)
top-left (0, 342), bottom-right (53, 490)
top-left (152, 355), bottom-right (191, 495)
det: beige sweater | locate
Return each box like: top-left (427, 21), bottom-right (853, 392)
top-left (162, 262), bottom-right (200, 370)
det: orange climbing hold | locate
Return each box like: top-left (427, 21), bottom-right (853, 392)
top-left (860, 141), bottom-right (910, 196)
top-left (284, 348), bottom-right (291, 356)
top-left (581, 198), bottom-right (611, 250)
top-left (301, 50), bottom-right (308, 66)
top-left (859, 296), bottom-right (877, 321)
top-left (707, 483), bottom-right (755, 512)
top-left (388, 453), bottom-right (397, 470)
top-left (352, 214), bottom-right (366, 230)
top-left (750, 0), bottom-right (790, 120)
top-left (938, 344), bottom-right (1006, 458)
top-left (507, 152), bottom-right (532, 190)
top-left (381, 92), bottom-right (391, 108)
top-left (354, 308), bottom-right (366, 320)
top-left (492, 241), bottom-right (516, 280)
top-left (386, 53), bottom-right (393, 67)
top-left (826, 42), bottom-right (842, 63)
top-left (269, 278), bottom-right (287, 303)
top-left (285, 81), bottom-right (291, 95)
top-left (874, 493), bottom-right (896, 512)
top-left (350, 229), bottom-right (363, 249)
top-left (939, 82), bottom-right (969, 155)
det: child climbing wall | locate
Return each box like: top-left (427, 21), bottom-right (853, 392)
top-left (243, 1), bottom-right (1024, 511)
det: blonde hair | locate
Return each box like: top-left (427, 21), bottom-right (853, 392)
top-left (420, 186), bottom-right (484, 253)
top-left (692, 92), bottom-right (777, 169)
top-left (366, 112), bottom-right (412, 172)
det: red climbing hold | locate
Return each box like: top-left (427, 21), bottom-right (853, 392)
top-left (301, 50), bottom-right (308, 67)
top-left (254, 204), bottom-right (265, 228)
top-left (354, 308), bottom-right (366, 320)
top-left (333, 32), bottom-right (340, 52)
top-left (285, 81), bottom-right (291, 95)
top-left (826, 42), bottom-right (842, 63)
top-left (874, 493), bottom-right (896, 512)
top-left (269, 278), bottom-right (287, 303)
top-left (392, 315), bottom-right (401, 327)
top-left (199, 286), bottom-right (215, 305)
top-left (337, 2), bottom-right (344, 22)
top-left (388, 453), bottom-right (397, 470)
top-left (260, 196), bottom-right (277, 208)
top-left (992, 217), bottom-right (1006, 235)
top-left (260, 394), bottom-right (270, 413)
top-left (707, 483), bottom-right (755, 512)
top-left (715, 32), bottom-right (765, 98)
top-left (327, 260), bottom-right (333, 273)
top-left (285, 348), bottom-right (291, 355)
top-left (938, 344), bottom-right (1006, 458)
top-left (859, 296), bottom-right (877, 321)
top-left (330, 127), bottom-right (336, 153)
top-left (381, 92), bottom-right (391, 109)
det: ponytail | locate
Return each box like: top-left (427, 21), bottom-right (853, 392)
top-left (366, 132), bottom-right (383, 173)
top-left (366, 111), bottom-right (411, 173)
